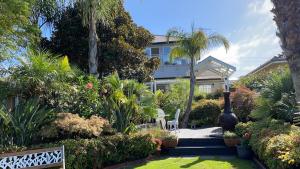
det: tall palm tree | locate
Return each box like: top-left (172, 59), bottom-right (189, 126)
top-left (74, 0), bottom-right (120, 77)
top-left (271, 0), bottom-right (300, 113)
top-left (166, 27), bottom-right (229, 128)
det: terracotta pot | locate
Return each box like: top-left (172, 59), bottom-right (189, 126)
top-left (162, 139), bottom-right (178, 148)
top-left (224, 138), bottom-right (240, 147)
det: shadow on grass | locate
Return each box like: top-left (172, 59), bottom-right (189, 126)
top-left (180, 157), bottom-right (255, 169)
top-left (180, 157), bottom-right (202, 168)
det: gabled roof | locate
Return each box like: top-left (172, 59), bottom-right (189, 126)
top-left (152, 35), bottom-right (177, 44)
top-left (195, 56), bottom-right (236, 77)
top-left (247, 54), bottom-right (287, 75)
top-left (153, 56), bottom-right (236, 79)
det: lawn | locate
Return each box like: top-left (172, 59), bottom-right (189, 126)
top-left (125, 157), bottom-right (256, 169)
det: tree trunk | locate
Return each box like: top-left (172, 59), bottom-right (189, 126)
top-left (181, 57), bottom-right (196, 128)
top-left (88, 6), bottom-right (99, 77)
top-left (271, 0), bottom-right (300, 112)
top-left (287, 56), bottom-right (300, 109)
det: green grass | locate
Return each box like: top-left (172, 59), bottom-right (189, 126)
top-left (125, 157), bottom-right (256, 169)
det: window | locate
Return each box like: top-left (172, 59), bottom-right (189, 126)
top-left (151, 48), bottom-right (159, 56)
top-left (199, 85), bottom-right (212, 93)
top-left (162, 47), bottom-right (171, 64)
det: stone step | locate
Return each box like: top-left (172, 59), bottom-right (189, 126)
top-left (178, 138), bottom-right (225, 147)
top-left (162, 146), bottom-right (237, 156)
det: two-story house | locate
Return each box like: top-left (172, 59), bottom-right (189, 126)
top-left (146, 35), bottom-right (236, 93)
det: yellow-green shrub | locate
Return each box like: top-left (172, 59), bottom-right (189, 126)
top-left (40, 113), bottom-right (110, 139)
top-left (243, 118), bottom-right (300, 169)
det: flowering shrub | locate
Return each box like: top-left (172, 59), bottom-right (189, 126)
top-left (231, 86), bottom-right (255, 122)
top-left (40, 113), bottom-right (110, 139)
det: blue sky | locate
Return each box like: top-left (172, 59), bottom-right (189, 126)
top-left (124, 0), bottom-right (281, 79)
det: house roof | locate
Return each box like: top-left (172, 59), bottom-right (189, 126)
top-left (246, 54), bottom-right (287, 75)
top-left (152, 35), bottom-right (177, 44)
top-left (154, 56), bottom-right (236, 79)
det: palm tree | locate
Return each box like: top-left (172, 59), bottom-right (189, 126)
top-left (271, 0), bottom-right (300, 113)
top-left (166, 27), bottom-right (229, 128)
top-left (74, 0), bottom-right (120, 77)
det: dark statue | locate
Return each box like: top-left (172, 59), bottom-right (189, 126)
top-left (219, 92), bottom-right (238, 131)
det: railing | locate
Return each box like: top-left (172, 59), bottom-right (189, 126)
top-left (0, 146), bottom-right (65, 169)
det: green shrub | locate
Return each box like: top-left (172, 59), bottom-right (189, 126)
top-left (261, 68), bottom-right (294, 102)
top-left (189, 99), bottom-right (221, 127)
top-left (0, 98), bottom-right (54, 146)
top-left (223, 131), bottom-right (238, 139)
top-left (100, 73), bottom-right (157, 133)
top-left (194, 93), bottom-right (205, 101)
top-left (156, 79), bottom-right (197, 121)
top-left (249, 97), bottom-right (272, 120)
top-left (205, 89), bottom-right (224, 100)
top-left (231, 86), bottom-right (255, 122)
top-left (235, 122), bottom-right (253, 137)
top-left (0, 134), bottom-right (156, 169)
top-left (270, 93), bottom-right (297, 122)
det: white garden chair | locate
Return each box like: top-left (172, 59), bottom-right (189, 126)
top-left (156, 108), bottom-right (166, 130)
top-left (167, 109), bottom-right (180, 131)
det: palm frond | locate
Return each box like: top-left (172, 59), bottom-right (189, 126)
top-left (76, 0), bottom-right (121, 26)
top-left (169, 47), bottom-right (187, 62)
top-left (207, 34), bottom-right (230, 52)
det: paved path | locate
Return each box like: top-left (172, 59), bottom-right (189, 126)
top-left (171, 127), bottom-right (223, 138)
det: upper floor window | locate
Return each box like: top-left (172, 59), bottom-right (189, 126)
top-left (162, 47), bottom-right (171, 64)
top-left (151, 48), bottom-right (159, 56)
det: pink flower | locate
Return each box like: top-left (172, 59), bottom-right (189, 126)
top-left (86, 83), bottom-right (93, 89)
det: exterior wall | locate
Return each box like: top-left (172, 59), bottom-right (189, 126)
top-left (147, 79), bottom-right (225, 94)
top-left (197, 79), bottom-right (224, 93)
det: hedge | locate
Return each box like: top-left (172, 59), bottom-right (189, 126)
top-left (0, 134), bottom-right (156, 169)
top-left (235, 119), bottom-right (300, 169)
top-left (189, 99), bottom-right (221, 127)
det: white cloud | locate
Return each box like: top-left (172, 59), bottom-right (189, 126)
top-left (203, 0), bottom-right (281, 80)
top-left (247, 0), bottom-right (273, 16)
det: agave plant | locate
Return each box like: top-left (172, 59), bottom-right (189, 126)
top-left (0, 98), bottom-right (54, 146)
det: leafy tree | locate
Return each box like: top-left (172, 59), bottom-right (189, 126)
top-left (166, 26), bottom-right (229, 127)
top-left (0, 0), bottom-right (39, 61)
top-left (42, 4), bottom-right (159, 81)
top-left (30, 0), bottom-right (64, 29)
top-left (271, 0), bottom-right (300, 113)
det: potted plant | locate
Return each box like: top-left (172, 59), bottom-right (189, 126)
top-left (161, 134), bottom-right (178, 148)
top-left (223, 131), bottom-right (240, 147)
top-left (236, 132), bottom-right (252, 159)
